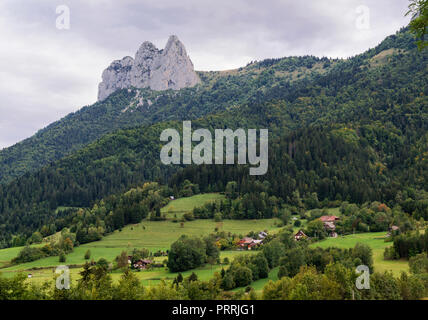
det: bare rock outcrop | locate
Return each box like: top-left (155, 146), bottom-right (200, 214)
top-left (98, 35), bottom-right (200, 101)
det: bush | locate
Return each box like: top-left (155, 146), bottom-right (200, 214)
top-left (384, 246), bottom-right (397, 260)
top-left (352, 243), bottom-right (373, 272)
top-left (12, 246), bottom-right (46, 264)
top-left (183, 212), bottom-right (195, 221)
top-left (409, 253), bottom-right (428, 274)
top-left (59, 252), bottom-right (66, 263)
top-left (221, 273), bottom-right (235, 290)
top-left (167, 236), bottom-right (207, 272)
top-left (214, 212), bottom-right (222, 222)
top-left (230, 265), bottom-right (253, 287)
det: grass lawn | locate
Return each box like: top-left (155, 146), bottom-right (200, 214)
top-left (162, 193), bottom-right (225, 218)
top-left (0, 193), bottom-right (281, 289)
top-left (1, 218), bottom-right (280, 273)
top-left (231, 267), bottom-right (279, 293)
top-left (0, 250), bottom-right (257, 287)
top-left (310, 232), bottom-right (409, 275)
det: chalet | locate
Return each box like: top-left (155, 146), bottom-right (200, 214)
top-left (239, 237), bottom-right (263, 250)
top-left (258, 231), bottom-right (268, 239)
top-left (294, 230), bottom-right (308, 241)
top-left (319, 215), bottom-right (340, 223)
top-left (133, 259), bottom-right (153, 270)
top-left (320, 216), bottom-right (340, 237)
top-left (387, 225), bottom-right (400, 237)
top-left (239, 237), bottom-right (254, 247)
top-left (323, 221), bottom-right (336, 231)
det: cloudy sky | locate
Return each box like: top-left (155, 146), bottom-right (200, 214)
top-left (0, 0), bottom-right (411, 150)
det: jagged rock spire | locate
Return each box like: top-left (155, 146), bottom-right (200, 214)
top-left (98, 35), bottom-right (200, 101)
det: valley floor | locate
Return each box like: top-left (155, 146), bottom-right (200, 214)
top-left (0, 194), bottom-right (412, 293)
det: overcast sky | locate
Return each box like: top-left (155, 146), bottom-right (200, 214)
top-left (0, 0), bottom-right (411, 150)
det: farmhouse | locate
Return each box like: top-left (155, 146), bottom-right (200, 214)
top-left (323, 221), bottom-right (336, 231)
top-left (390, 225), bottom-right (399, 231)
top-left (320, 215), bottom-right (340, 237)
top-left (133, 259), bottom-right (153, 270)
top-left (238, 237), bottom-right (263, 250)
top-left (387, 225), bottom-right (400, 237)
top-left (258, 231), bottom-right (268, 239)
top-left (319, 215), bottom-right (340, 222)
top-left (294, 230), bottom-right (308, 241)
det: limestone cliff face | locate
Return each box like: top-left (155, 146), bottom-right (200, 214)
top-left (98, 35), bottom-right (200, 101)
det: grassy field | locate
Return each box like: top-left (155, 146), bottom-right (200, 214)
top-left (0, 193), bottom-right (281, 288)
top-left (162, 193), bottom-right (225, 218)
top-left (292, 207), bottom-right (340, 233)
top-left (0, 198), bottom-right (411, 292)
top-left (231, 267), bottom-right (280, 293)
top-left (310, 232), bottom-right (409, 275)
top-left (0, 250), bottom-right (254, 286)
top-left (0, 218), bottom-right (280, 272)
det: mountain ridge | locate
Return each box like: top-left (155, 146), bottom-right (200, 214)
top-left (0, 28), bottom-right (419, 186)
top-left (98, 35), bottom-right (201, 101)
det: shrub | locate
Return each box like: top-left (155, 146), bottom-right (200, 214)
top-left (230, 265), bottom-right (253, 287)
top-left (12, 246), bottom-right (46, 264)
top-left (214, 212), bottom-right (222, 222)
top-left (59, 252), bottom-right (66, 263)
top-left (167, 236), bottom-right (207, 272)
top-left (183, 212), bottom-right (195, 221)
top-left (409, 253), bottom-right (428, 274)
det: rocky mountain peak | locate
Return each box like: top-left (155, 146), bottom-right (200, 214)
top-left (98, 36), bottom-right (200, 101)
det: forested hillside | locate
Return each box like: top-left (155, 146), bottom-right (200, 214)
top-left (0, 28), bottom-right (427, 247)
top-left (0, 54), bottom-right (334, 185)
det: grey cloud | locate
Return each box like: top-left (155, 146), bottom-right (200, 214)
top-left (0, 0), bottom-right (411, 149)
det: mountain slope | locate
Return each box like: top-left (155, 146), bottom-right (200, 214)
top-left (1, 28), bottom-right (416, 185)
top-left (0, 55), bottom-right (335, 185)
top-left (0, 28), bottom-right (426, 247)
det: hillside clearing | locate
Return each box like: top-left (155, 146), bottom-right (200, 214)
top-left (310, 232), bottom-right (409, 275)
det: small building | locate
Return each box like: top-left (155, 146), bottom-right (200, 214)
top-left (323, 221), bottom-right (336, 231)
top-left (258, 231), bottom-right (268, 239)
top-left (239, 237), bottom-right (254, 248)
top-left (294, 230), bottom-right (308, 241)
top-left (27, 274), bottom-right (33, 278)
top-left (133, 259), bottom-right (152, 270)
top-left (248, 240), bottom-right (263, 250)
top-left (320, 216), bottom-right (339, 237)
top-left (239, 237), bottom-right (263, 250)
top-left (319, 215), bottom-right (340, 223)
top-left (387, 225), bottom-right (400, 237)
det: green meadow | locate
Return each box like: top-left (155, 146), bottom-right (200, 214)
top-left (162, 193), bottom-right (225, 218)
top-left (310, 232), bottom-right (409, 275)
top-left (0, 193), bottom-right (281, 287)
top-left (0, 195), bottom-right (411, 290)
top-left (1, 218), bottom-right (280, 271)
